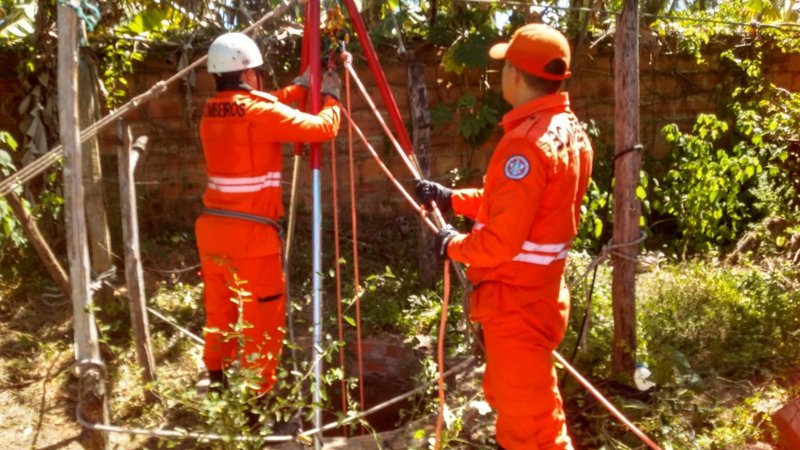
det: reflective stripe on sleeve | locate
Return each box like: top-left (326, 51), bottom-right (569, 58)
top-left (520, 241), bottom-right (567, 253)
top-left (207, 172), bottom-right (281, 193)
top-left (472, 221), bottom-right (571, 265)
top-left (512, 249), bottom-right (569, 265)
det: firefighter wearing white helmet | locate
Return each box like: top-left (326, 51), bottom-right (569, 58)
top-left (207, 32), bottom-right (264, 74)
top-left (196, 31), bottom-right (342, 413)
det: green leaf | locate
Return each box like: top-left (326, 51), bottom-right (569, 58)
top-left (430, 104), bottom-right (453, 129)
top-left (593, 218), bottom-right (603, 238)
top-left (0, 150), bottom-right (13, 172)
top-left (441, 47), bottom-right (465, 75)
top-left (451, 32), bottom-right (493, 70)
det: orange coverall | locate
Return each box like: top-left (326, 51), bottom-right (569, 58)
top-left (447, 92), bottom-right (593, 449)
top-left (197, 84), bottom-right (340, 393)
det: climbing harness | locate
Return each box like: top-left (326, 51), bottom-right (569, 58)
top-left (202, 207), bottom-right (284, 234)
top-left (201, 206), bottom-right (301, 375)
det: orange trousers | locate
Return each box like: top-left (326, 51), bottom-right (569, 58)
top-left (200, 253), bottom-right (285, 394)
top-left (471, 281), bottom-right (573, 450)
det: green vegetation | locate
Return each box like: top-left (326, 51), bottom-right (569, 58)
top-left (1, 0), bottom-right (800, 449)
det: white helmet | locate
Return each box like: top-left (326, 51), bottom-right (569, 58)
top-left (207, 32), bottom-right (263, 74)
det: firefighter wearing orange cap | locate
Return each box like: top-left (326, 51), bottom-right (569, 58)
top-left (197, 32), bottom-right (341, 394)
top-left (417, 23), bottom-right (593, 449)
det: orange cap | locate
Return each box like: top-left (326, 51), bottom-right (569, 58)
top-left (489, 23), bottom-right (571, 81)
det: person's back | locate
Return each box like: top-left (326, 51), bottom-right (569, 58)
top-left (195, 32), bottom-right (341, 399)
top-left (454, 92), bottom-right (593, 300)
top-left (199, 81), bottom-right (339, 257)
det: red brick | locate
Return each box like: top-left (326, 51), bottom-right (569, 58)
top-left (770, 72), bottom-right (792, 90)
top-left (772, 399), bottom-right (800, 449)
top-left (787, 54), bottom-right (800, 72)
top-left (121, 104), bottom-right (144, 121)
top-left (385, 344), bottom-right (402, 358)
top-left (194, 71), bottom-right (216, 93)
top-left (146, 96), bottom-right (182, 119)
top-left (0, 111), bottom-right (14, 131)
top-left (144, 73), bottom-right (182, 97)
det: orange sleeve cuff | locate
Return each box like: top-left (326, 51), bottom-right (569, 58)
top-left (271, 85), bottom-right (306, 106)
top-left (322, 95), bottom-right (340, 108)
top-left (452, 188), bottom-right (483, 220)
top-left (446, 233), bottom-right (468, 262)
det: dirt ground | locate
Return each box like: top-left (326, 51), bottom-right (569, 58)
top-left (0, 280), bottom-right (152, 450)
top-left (0, 265), bottom-right (491, 450)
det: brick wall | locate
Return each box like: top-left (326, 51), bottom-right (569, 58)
top-left (1, 44), bottom-right (799, 231)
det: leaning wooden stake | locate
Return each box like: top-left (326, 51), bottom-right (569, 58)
top-left (58, 4), bottom-right (108, 449)
top-left (611, 0), bottom-right (641, 379)
top-left (118, 127), bottom-right (157, 403)
top-left (0, 174), bottom-right (70, 298)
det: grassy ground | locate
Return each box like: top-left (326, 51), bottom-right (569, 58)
top-left (1, 218), bottom-right (799, 449)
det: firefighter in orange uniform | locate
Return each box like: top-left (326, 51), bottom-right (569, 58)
top-left (416, 24), bottom-right (593, 450)
top-left (196, 32), bottom-right (341, 394)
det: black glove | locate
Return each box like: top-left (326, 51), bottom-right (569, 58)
top-left (291, 68), bottom-right (310, 88)
top-left (415, 179), bottom-right (453, 213)
top-left (321, 71), bottom-right (341, 100)
top-left (433, 225), bottom-right (459, 259)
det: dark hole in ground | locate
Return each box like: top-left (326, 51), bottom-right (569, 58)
top-left (323, 372), bottom-right (416, 436)
top-left (305, 337), bottom-right (423, 437)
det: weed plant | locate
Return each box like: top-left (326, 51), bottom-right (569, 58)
top-left (563, 254), bottom-right (800, 449)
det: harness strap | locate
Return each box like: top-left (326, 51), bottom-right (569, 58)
top-left (202, 207), bottom-right (284, 237)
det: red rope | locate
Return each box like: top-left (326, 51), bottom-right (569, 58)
top-left (339, 108), bottom-right (437, 232)
top-left (342, 55), bottom-right (420, 179)
top-left (330, 139), bottom-right (349, 436)
top-left (345, 62), bottom-right (367, 425)
top-left (340, 0), bottom-right (415, 155)
top-left (434, 259), bottom-right (451, 449)
top-left (552, 351), bottom-right (662, 450)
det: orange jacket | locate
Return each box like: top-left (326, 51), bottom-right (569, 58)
top-left (197, 85), bottom-right (340, 257)
top-left (447, 93), bottom-right (593, 297)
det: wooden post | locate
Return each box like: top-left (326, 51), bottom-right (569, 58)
top-left (611, 0), bottom-right (641, 380)
top-left (406, 51), bottom-right (437, 289)
top-left (0, 174), bottom-right (71, 298)
top-left (58, 4), bottom-right (108, 449)
top-left (118, 127), bottom-right (157, 403)
top-left (79, 55), bottom-right (114, 306)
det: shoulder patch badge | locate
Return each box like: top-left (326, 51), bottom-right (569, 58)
top-left (504, 155), bottom-right (530, 180)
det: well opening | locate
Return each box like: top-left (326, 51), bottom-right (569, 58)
top-left (323, 336), bottom-right (423, 436)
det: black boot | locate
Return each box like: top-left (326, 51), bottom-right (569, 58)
top-left (208, 370), bottom-right (227, 394)
top-left (270, 411), bottom-right (303, 437)
top-left (245, 408), bottom-right (262, 431)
